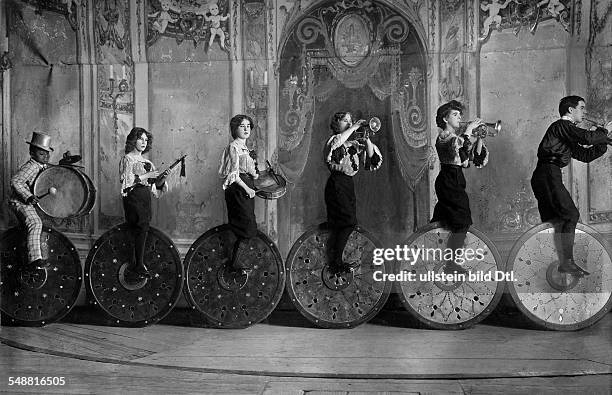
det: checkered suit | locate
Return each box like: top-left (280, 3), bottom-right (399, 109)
top-left (9, 159), bottom-right (47, 263)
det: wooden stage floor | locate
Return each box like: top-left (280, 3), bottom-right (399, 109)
top-left (1, 310), bottom-right (611, 393)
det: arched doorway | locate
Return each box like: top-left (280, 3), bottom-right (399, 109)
top-left (277, 1), bottom-right (430, 253)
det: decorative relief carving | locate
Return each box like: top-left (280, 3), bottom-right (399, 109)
top-left (96, 0), bottom-right (127, 50)
top-left (146, 0), bottom-right (231, 53)
top-left (496, 181), bottom-right (540, 232)
top-left (278, 2), bottom-right (428, 190)
top-left (478, 0), bottom-right (572, 41)
top-left (14, 0), bottom-right (78, 30)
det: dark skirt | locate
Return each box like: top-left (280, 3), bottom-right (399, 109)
top-left (225, 173), bottom-right (257, 238)
top-left (531, 162), bottom-right (579, 223)
top-left (431, 164), bottom-right (472, 229)
top-left (123, 185), bottom-right (152, 229)
top-left (324, 171), bottom-right (357, 228)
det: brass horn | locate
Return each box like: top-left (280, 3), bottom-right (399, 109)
top-left (353, 117), bottom-right (382, 139)
top-left (459, 120), bottom-right (502, 138)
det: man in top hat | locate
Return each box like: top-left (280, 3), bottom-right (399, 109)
top-left (8, 131), bottom-right (54, 269)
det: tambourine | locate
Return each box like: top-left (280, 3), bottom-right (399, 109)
top-left (253, 164), bottom-right (286, 200)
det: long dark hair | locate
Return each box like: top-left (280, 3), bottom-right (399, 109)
top-left (229, 114), bottom-right (255, 139)
top-left (124, 127), bottom-right (153, 154)
top-left (330, 111), bottom-right (350, 134)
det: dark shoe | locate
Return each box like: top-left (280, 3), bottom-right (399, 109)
top-left (443, 261), bottom-right (468, 275)
top-left (124, 267), bottom-right (146, 283)
top-left (133, 264), bottom-right (151, 278)
top-left (330, 261), bottom-right (357, 274)
top-left (31, 259), bottom-right (49, 269)
top-left (558, 259), bottom-right (590, 276)
top-left (231, 242), bottom-right (252, 272)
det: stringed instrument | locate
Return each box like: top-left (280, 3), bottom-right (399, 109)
top-left (123, 154), bottom-right (187, 193)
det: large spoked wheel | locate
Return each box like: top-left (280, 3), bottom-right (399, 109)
top-left (506, 222), bottom-right (612, 331)
top-left (0, 226), bottom-right (82, 326)
top-left (183, 225), bottom-right (285, 328)
top-left (396, 223), bottom-right (504, 329)
top-left (285, 226), bottom-right (392, 328)
top-left (84, 224), bottom-right (183, 327)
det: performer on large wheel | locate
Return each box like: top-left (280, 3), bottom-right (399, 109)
top-left (431, 100), bottom-right (488, 274)
top-left (119, 127), bottom-right (168, 283)
top-left (2, 132), bottom-right (83, 326)
top-left (8, 132), bottom-right (56, 270)
top-left (530, 95), bottom-right (612, 276)
top-left (218, 114), bottom-right (260, 272)
top-left (323, 111), bottom-right (382, 273)
top-left (181, 114), bottom-right (285, 328)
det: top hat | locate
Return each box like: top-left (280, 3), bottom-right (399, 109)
top-left (25, 131), bottom-right (54, 152)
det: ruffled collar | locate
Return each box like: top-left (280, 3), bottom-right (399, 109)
top-left (231, 138), bottom-right (248, 150)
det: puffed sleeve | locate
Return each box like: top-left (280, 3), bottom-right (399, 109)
top-left (219, 144), bottom-right (240, 190)
top-left (149, 161), bottom-right (168, 198)
top-left (119, 156), bottom-right (135, 196)
top-left (472, 140), bottom-right (489, 168)
top-left (363, 142), bottom-right (383, 171)
top-left (458, 134), bottom-right (472, 166)
top-left (324, 134), bottom-right (344, 164)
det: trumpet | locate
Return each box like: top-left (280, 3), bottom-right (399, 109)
top-left (458, 120), bottom-right (502, 138)
top-left (352, 117), bottom-right (382, 140)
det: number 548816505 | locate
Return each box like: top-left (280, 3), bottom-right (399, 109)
top-left (8, 377), bottom-right (65, 386)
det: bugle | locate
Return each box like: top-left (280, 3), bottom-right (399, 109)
top-left (459, 120), bottom-right (502, 138)
top-left (353, 117), bottom-right (382, 140)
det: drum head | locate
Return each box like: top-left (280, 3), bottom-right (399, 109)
top-left (0, 227), bottom-right (82, 326)
top-left (254, 169), bottom-right (287, 200)
top-left (84, 225), bottom-right (183, 326)
top-left (183, 225), bottom-right (285, 328)
top-left (396, 223), bottom-right (504, 329)
top-left (286, 226), bottom-right (392, 328)
top-left (33, 165), bottom-right (88, 219)
top-left (506, 223), bottom-right (612, 330)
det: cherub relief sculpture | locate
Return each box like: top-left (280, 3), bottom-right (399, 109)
top-left (480, 0), bottom-right (516, 39)
top-left (205, 3), bottom-right (229, 50)
top-left (149, 0), bottom-right (178, 34)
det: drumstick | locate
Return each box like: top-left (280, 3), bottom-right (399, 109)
top-left (37, 187), bottom-right (57, 199)
top-left (266, 160), bottom-right (281, 186)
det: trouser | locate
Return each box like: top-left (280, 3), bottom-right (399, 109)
top-left (9, 201), bottom-right (43, 263)
top-left (123, 186), bottom-right (151, 271)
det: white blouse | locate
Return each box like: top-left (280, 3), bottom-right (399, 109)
top-left (119, 153), bottom-right (166, 197)
top-left (218, 139), bottom-right (258, 190)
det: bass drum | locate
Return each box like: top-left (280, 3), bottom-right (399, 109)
top-left (0, 226), bottom-right (82, 326)
top-left (183, 225), bottom-right (285, 328)
top-left (396, 223), bottom-right (504, 329)
top-left (286, 226), bottom-right (392, 328)
top-left (33, 165), bottom-right (96, 219)
top-left (505, 222), bottom-right (612, 330)
top-left (84, 225), bottom-right (183, 327)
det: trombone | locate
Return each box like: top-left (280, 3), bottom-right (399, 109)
top-left (459, 120), bottom-right (502, 138)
